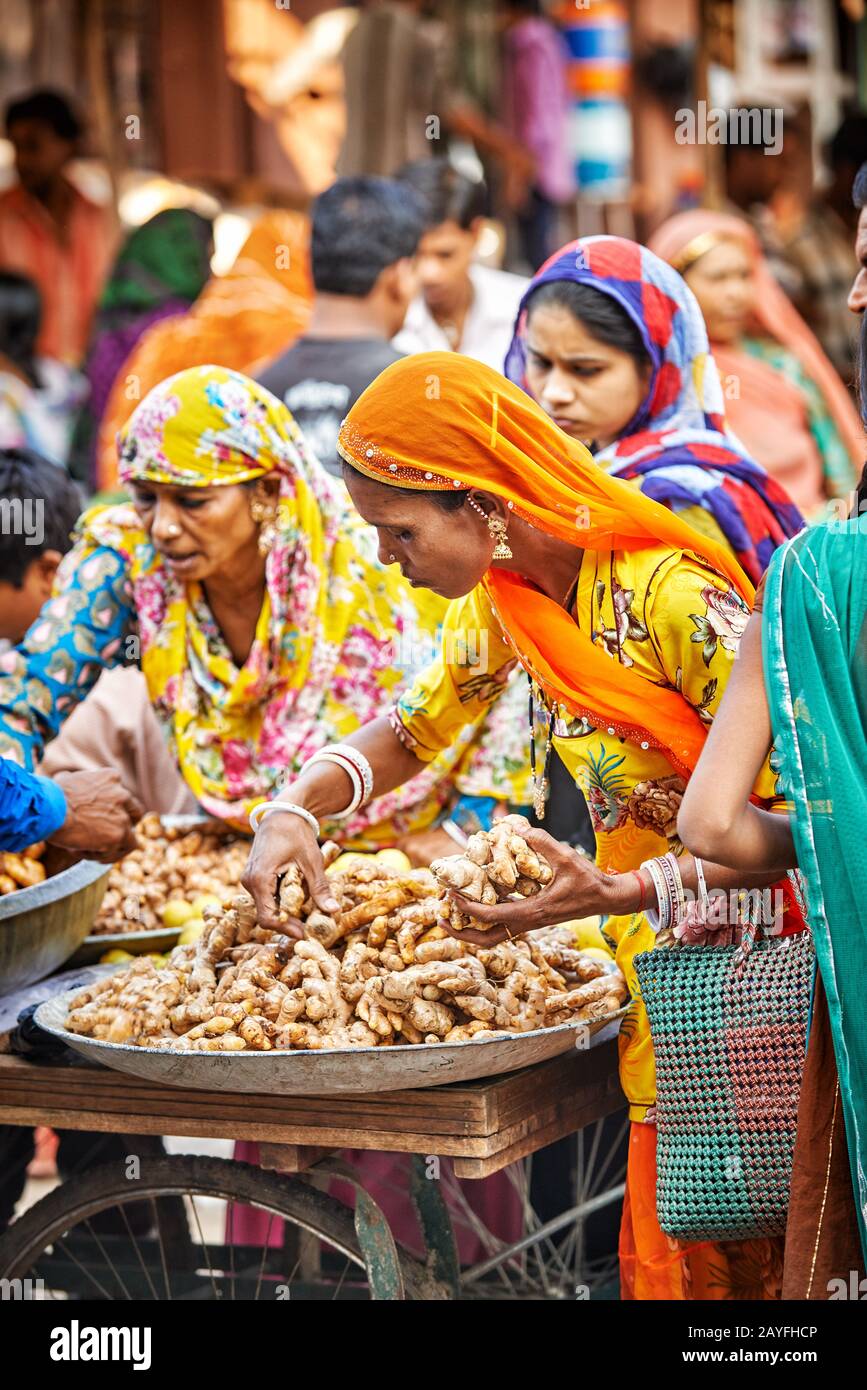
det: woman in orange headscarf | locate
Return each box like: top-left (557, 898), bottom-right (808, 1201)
top-left (94, 211), bottom-right (313, 490)
top-left (243, 351), bottom-right (805, 1300)
top-left (649, 209), bottom-right (863, 518)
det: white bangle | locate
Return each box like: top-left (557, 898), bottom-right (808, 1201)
top-left (301, 745), bottom-right (372, 800)
top-left (314, 752), bottom-right (363, 818)
top-left (299, 744), bottom-right (374, 819)
top-left (248, 801), bottom-right (321, 837)
top-left (694, 856), bottom-right (710, 921)
top-left (338, 744), bottom-right (374, 802)
top-left (641, 857), bottom-right (670, 933)
top-left (663, 851), bottom-right (686, 926)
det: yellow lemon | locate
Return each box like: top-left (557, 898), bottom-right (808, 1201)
top-left (191, 894), bottom-right (221, 915)
top-left (579, 946), bottom-right (616, 965)
top-left (374, 848), bottom-right (412, 873)
top-left (162, 899), bottom-right (195, 929)
top-left (177, 918), bottom-right (206, 945)
top-left (99, 949), bottom-right (134, 965)
top-left (562, 916), bottom-right (608, 952)
top-left (326, 852), bottom-right (371, 874)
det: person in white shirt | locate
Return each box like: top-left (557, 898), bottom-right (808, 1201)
top-left (393, 160), bottom-right (527, 370)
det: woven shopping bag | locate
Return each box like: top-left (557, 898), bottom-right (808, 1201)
top-left (633, 911), bottom-right (814, 1241)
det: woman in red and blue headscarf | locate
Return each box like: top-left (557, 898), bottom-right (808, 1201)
top-left (504, 235), bottom-right (804, 583)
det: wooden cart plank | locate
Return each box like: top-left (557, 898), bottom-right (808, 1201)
top-left (0, 1084), bottom-right (493, 1139)
top-left (452, 1080), bottom-right (625, 1176)
top-left (0, 1104), bottom-right (559, 1157)
top-left (0, 1061), bottom-right (498, 1136)
top-left (480, 1044), bottom-right (617, 1131)
top-left (0, 1043), bottom-right (624, 1162)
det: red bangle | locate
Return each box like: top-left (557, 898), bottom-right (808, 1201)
top-left (632, 869), bottom-right (647, 913)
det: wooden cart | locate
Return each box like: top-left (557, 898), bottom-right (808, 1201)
top-left (0, 1036), bottom-right (625, 1299)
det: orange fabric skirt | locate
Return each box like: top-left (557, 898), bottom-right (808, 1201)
top-left (619, 1122), bottom-right (784, 1300)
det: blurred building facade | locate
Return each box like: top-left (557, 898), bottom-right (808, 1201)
top-left (0, 0), bottom-right (863, 236)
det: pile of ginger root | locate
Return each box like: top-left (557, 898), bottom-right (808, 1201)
top-left (92, 814), bottom-right (249, 935)
top-left (431, 815), bottom-right (554, 933)
top-left (65, 840), bottom-right (627, 1053)
top-left (0, 842), bottom-right (47, 895)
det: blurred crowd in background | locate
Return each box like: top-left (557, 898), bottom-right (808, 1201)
top-left (0, 0), bottom-right (865, 513)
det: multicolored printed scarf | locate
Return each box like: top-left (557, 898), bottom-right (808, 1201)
top-left (504, 235), bottom-right (804, 582)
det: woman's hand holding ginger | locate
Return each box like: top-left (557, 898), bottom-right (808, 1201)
top-left (443, 825), bottom-right (621, 946)
top-left (242, 811), bottom-right (339, 936)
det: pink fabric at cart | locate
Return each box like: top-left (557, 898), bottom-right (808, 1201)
top-left (229, 1141), bottom-right (522, 1265)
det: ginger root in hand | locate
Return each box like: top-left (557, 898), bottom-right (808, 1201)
top-left (431, 817), bottom-right (553, 932)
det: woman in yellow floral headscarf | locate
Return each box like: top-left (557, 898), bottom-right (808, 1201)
top-left (0, 365), bottom-right (529, 843)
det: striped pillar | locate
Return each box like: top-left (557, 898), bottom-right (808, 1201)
top-left (553, 0), bottom-right (632, 200)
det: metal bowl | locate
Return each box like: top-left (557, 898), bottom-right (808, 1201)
top-left (35, 986), bottom-right (626, 1096)
top-left (0, 861), bottom-right (110, 993)
top-left (69, 926), bottom-right (184, 967)
top-left (72, 813), bottom-right (241, 966)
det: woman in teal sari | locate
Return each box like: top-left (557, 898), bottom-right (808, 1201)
top-left (678, 500), bottom-right (867, 1296)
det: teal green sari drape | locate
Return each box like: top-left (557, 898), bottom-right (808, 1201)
top-left (763, 517), bottom-right (867, 1264)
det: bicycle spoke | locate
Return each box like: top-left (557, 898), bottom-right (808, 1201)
top-left (586, 1118), bottom-right (628, 1194)
top-left (188, 1194), bottom-right (221, 1300)
top-left (149, 1197), bottom-right (172, 1301)
top-left (578, 1121), bottom-right (603, 1203)
top-left (51, 1233), bottom-right (115, 1300)
top-left (253, 1210), bottom-right (276, 1302)
top-left (330, 1255), bottom-right (351, 1301)
top-left (119, 1204), bottom-right (160, 1301)
top-left (82, 1218), bottom-right (133, 1301)
top-left (227, 1201), bottom-right (236, 1300)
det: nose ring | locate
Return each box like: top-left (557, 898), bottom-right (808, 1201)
top-left (165, 523), bottom-right (181, 538)
top-left (388, 553), bottom-right (396, 562)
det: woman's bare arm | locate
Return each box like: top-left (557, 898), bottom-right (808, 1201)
top-left (677, 612), bottom-right (796, 873)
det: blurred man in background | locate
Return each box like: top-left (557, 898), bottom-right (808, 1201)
top-left (724, 105), bottom-right (865, 382)
top-left (337, 1), bottom-right (534, 200)
top-left (394, 159), bottom-right (527, 368)
top-left (0, 90), bottom-right (113, 365)
top-left (257, 177), bottom-right (424, 476)
top-left (776, 113), bottom-right (867, 381)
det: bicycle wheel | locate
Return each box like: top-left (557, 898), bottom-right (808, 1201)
top-left (0, 1154), bottom-right (437, 1301)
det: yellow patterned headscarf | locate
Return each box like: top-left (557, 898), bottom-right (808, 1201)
top-left (117, 363), bottom-right (308, 486)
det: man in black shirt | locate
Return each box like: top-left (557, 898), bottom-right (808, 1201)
top-left (258, 176), bottom-right (424, 475)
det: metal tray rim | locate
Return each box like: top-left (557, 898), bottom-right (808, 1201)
top-left (0, 859), bottom-right (110, 922)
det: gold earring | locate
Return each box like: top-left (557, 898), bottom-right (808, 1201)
top-left (250, 492), bottom-right (279, 555)
top-left (257, 519), bottom-right (277, 555)
top-left (488, 515), bottom-right (512, 561)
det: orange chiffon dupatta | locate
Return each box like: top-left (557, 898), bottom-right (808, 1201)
top-left (338, 352), bottom-right (754, 778)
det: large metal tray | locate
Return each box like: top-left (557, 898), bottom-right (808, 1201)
top-left (35, 987), bottom-right (626, 1096)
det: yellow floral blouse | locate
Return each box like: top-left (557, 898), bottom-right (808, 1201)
top-left (393, 543), bottom-right (784, 1122)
